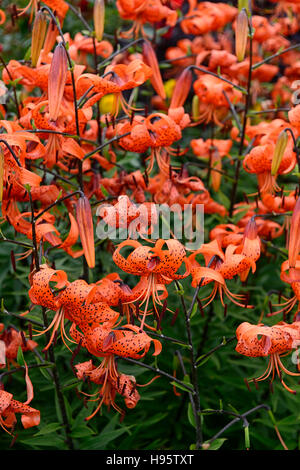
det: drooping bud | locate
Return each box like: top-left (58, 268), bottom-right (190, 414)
top-left (235, 8), bottom-right (248, 62)
top-left (31, 10), bottom-right (47, 67)
top-left (170, 68), bottom-right (192, 109)
top-left (76, 195), bottom-right (95, 268)
top-left (271, 130), bottom-right (288, 176)
top-left (48, 43), bottom-right (68, 121)
top-left (0, 146), bottom-right (3, 202)
top-left (240, 216), bottom-right (261, 282)
top-left (210, 148), bottom-right (222, 192)
top-left (192, 95), bottom-right (199, 121)
top-left (142, 40), bottom-right (166, 100)
top-left (93, 0), bottom-right (105, 42)
top-left (288, 196), bottom-right (300, 269)
top-left (42, 20), bottom-right (58, 57)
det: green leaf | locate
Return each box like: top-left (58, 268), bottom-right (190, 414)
top-left (187, 402), bottom-right (196, 428)
top-left (34, 422), bottom-right (62, 436)
top-left (170, 381), bottom-right (193, 393)
top-left (204, 438), bottom-right (227, 450)
top-left (17, 345), bottom-right (25, 366)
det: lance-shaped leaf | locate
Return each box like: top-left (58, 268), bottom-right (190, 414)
top-left (271, 130), bottom-right (288, 176)
top-left (31, 10), bottom-right (47, 67)
top-left (143, 40), bottom-right (166, 100)
top-left (48, 43), bottom-right (68, 121)
top-left (76, 195), bottom-right (95, 268)
top-left (93, 0), bottom-right (105, 42)
top-left (288, 196), bottom-right (300, 268)
top-left (235, 9), bottom-right (248, 62)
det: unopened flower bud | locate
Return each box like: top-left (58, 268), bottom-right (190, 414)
top-left (288, 196), bottom-right (300, 269)
top-left (31, 11), bottom-right (47, 67)
top-left (93, 0), bottom-right (105, 42)
top-left (170, 68), bottom-right (192, 109)
top-left (76, 195), bottom-right (95, 269)
top-left (192, 95), bottom-right (199, 121)
top-left (0, 147), bottom-right (3, 202)
top-left (235, 8), bottom-right (248, 62)
top-left (143, 40), bottom-right (166, 100)
top-left (48, 43), bottom-right (68, 121)
top-left (271, 130), bottom-right (288, 176)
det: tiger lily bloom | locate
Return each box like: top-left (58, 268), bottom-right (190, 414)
top-left (189, 240), bottom-right (254, 309)
top-left (75, 359), bottom-right (141, 417)
top-left (116, 0), bottom-right (177, 38)
top-left (0, 390), bottom-right (40, 434)
top-left (116, 107), bottom-right (190, 175)
top-left (76, 59), bottom-right (152, 115)
top-left (17, 0), bottom-right (69, 23)
top-left (0, 325), bottom-right (37, 369)
top-left (236, 321), bottom-right (300, 394)
top-left (267, 259), bottom-right (300, 319)
top-left (181, 1), bottom-right (237, 35)
top-left (113, 239), bottom-right (189, 329)
top-left (243, 137), bottom-right (297, 195)
top-left (193, 74), bottom-right (242, 126)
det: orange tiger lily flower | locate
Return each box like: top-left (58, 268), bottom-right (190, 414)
top-left (113, 239), bottom-right (189, 328)
top-left (75, 359), bottom-right (140, 417)
top-left (116, 0), bottom-right (177, 38)
top-left (0, 390), bottom-right (40, 434)
top-left (76, 59), bottom-right (152, 114)
top-left (0, 325), bottom-right (37, 369)
top-left (243, 137), bottom-right (297, 195)
top-left (74, 320), bottom-right (162, 360)
top-left (116, 108), bottom-right (189, 175)
top-left (17, 0), bottom-right (69, 23)
top-left (181, 1), bottom-right (237, 36)
top-left (267, 259), bottom-right (300, 319)
top-left (189, 240), bottom-right (254, 309)
top-left (60, 33), bottom-right (113, 66)
top-left (193, 74), bottom-right (242, 126)
top-left (236, 321), bottom-right (300, 394)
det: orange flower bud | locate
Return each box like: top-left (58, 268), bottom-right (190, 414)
top-left (142, 40), bottom-right (166, 100)
top-left (235, 9), bottom-right (248, 62)
top-left (42, 20), bottom-right (59, 57)
top-left (240, 216), bottom-right (260, 282)
top-left (31, 10), bottom-right (47, 67)
top-left (48, 43), bottom-right (68, 121)
top-left (210, 148), bottom-right (222, 192)
top-left (93, 0), bottom-right (105, 42)
top-left (76, 196), bottom-right (95, 268)
top-left (192, 95), bottom-right (199, 121)
top-left (271, 130), bottom-right (288, 176)
top-left (0, 146), bottom-right (3, 202)
top-left (170, 68), bottom-right (192, 109)
top-left (288, 196), bottom-right (300, 269)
